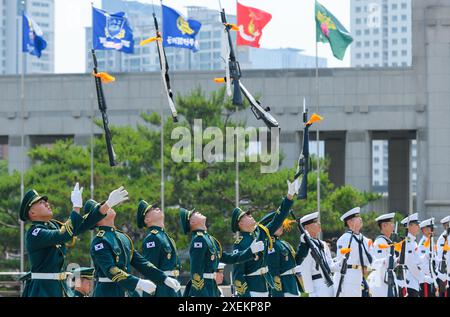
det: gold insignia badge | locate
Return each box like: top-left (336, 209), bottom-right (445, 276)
top-left (211, 254), bottom-right (215, 261)
top-left (151, 229), bottom-right (158, 235)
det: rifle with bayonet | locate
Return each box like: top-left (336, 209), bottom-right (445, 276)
top-left (438, 227), bottom-right (449, 295)
top-left (91, 49), bottom-right (117, 167)
top-left (140, 9), bottom-right (178, 122)
top-left (214, 7), bottom-right (279, 129)
top-left (335, 233), bottom-right (354, 297)
top-left (396, 227), bottom-right (408, 297)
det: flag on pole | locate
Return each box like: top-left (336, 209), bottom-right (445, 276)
top-left (162, 5), bottom-right (201, 52)
top-left (22, 13), bottom-right (47, 58)
top-left (315, 1), bottom-right (353, 60)
top-left (236, 2), bottom-right (272, 48)
top-left (92, 7), bottom-right (134, 54)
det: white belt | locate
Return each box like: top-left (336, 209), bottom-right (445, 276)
top-left (203, 273), bottom-right (216, 279)
top-left (31, 272), bottom-right (70, 280)
top-left (164, 270), bottom-right (180, 278)
top-left (246, 266), bottom-right (269, 277)
top-left (280, 268), bottom-right (296, 276)
top-left (98, 277), bottom-right (113, 283)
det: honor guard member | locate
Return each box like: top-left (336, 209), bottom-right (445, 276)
top-left (261, 212), bottom-right (301, 297)
top-left (435, 215), bottom-right (450, 297)
top-left (367, 212), bottom-right (399, 297)
top-left (71, 267), bottom-right (94, 297)
top-left (231, 180), bottom-right (298, 297)
top-left (400, 213), bottom-right (427, 297)
top-left (137, 200), bottom-right (180, 297)
top-left (296, 212), bottom-right (336, 297)
top-left (216, 263), bottom-right (226, 297)
top-left (20, 183), bottom-right (107, 297)
top-left (179, 208), bottom-right (264, 297)
top-left (88, 193), bottom-right (181, 297)
top-left (418, 218), bottom-right (438, 297)
top-left (334, 207), bottom-right (374, 297)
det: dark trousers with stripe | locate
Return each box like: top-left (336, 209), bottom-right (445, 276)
top-left (419, 283), bottom-right (436, 297)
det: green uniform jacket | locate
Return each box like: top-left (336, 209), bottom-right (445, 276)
top-left (232, 196), bottom-right (293, 297)
top-left (186, 230), bottom-right (256, 297)
top-left (91, 226), bottom-right (167, 297)
top-left (267, 237), bottom-right (300, 297)
top-left (142, 226), bottom-right (181, 297)
top-left (22, 208), bottom-right (105, 297)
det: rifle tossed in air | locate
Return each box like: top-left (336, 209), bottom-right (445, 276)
top-left (91, 49), bottom-right (117, 167)
top-left (214, 6), bottom-right (279, 129)
top-left (140, 6), bottom-right (178, 123)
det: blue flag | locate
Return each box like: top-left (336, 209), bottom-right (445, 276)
top-left (92, 7), bottom-right (134, 54)
top-left (22, 13), bottom-right (47, 58)
top-left (162, 5), bottom-right (201, 52)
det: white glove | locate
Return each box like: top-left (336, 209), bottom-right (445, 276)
top-left (71, 182), bottom-right (83, 208)
top-left (287, 178), bottom-right (300, 197)
top-left (164, 277), bottom-right (181, 292)
top-left (106, 186), bottom-right (129, 208)
top-left (136, 279), bottom-right (156, 295)
top-left (308, 292), bottom-right (317, 297)
top-left (294, 265), bottom-right (302, 274)
top-left (250, 240), bottom-right (265, 254)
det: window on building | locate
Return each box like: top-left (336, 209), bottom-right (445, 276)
top-left (374, 157), bottom-right (380, 163)
top-left (374, 169), bottom-right (380, 175)
top-left (392, 39), bottom-right (398, 45)
top-left (401, 26), bottom-right (407, 33)
top-left (401, 14), bottom-right (407, 21)
top-left (364, 41), bottom-right (370, 47)
top-left (392, 51), bottom-right (398, 57)
top-left (364, 29), bottom-right (370, 35)
top-left (401, 50), bottom-right (407, 56)
top-left (373, 28), bottom-right (379, 34)
top-left (364, 52), bottom-right (370, 58)
top-left (199, 31), bottom-right (210, 39)
top-left (392, 3), bottom-right (398, 10)
top-left (392, 27), bottom-right (398, 33)
top-left (356, 53), bottom-right (361, 59)
top-left (392, 62), bottom-right (398, 67)
top-left (356, 30), bottom-right (362, 36)
top-left (392, 15), bottom-right (398, 22)
top-left (356, 41), bottom-right (362, 48)
top-left (373, 40), bottom-right (379, 46)
top-left (401, 38), bottom-right (408, 44)
top-left (373, 52), bottom-right (379, 58)
top-left (356, 6), bottom-right (362, 13)
top-left (356, 18), bottom-right (361, 24)
top-left (401, 3), bottom-right (407, 9)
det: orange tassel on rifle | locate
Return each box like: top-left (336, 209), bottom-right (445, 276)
top-left (92, 72), bottom-right (115, 84)
top-left (340, 248), bottom-right (351, 255)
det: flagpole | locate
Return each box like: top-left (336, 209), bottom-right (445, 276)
top-left (234, 0), bottom-right (239, 208)
top-left (315, 29), bottom-right (321, 218)
top-left (161, 94), bottom-right (165, 212)
top-left (89, 89), bottom-right (95, 267)
top-left (19, 0), bottom-right (26, 292)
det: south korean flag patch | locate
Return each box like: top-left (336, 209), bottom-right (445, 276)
top-left (146, 241), bottom-right (156, 249)
top-left (32, 228), bottom-right (41, 236)
top-left (94, 243), bottom-right (104, 251)
top-left (194, 242), bottom-right (203, 248)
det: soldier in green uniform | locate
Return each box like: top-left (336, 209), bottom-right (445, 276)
top-left (230, 179), bottom-right (298, 297)
top-left (20, 183), bottom-right (108, 297)
top-left (88, 195), bottom-right (181, 297)
top-left (137, 200), bottom-right (181, 297)
top-left (179, 208), bottom-right (265, 297)
top-left (260, 212), bottom-right (301, 297)
top-left (71, 267), bottom-right (95, 297)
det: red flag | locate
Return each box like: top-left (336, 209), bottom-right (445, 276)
top-left (236, 2), bottom-right (272, 48)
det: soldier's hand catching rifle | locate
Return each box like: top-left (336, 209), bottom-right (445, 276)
top-left (250, 240), bottom-right (265, 254)
top-left (164, 277), bottom-right (181, 292)
top-left (136, 279), bottom-right (156, 295)
top-left (71, 182), bottom-right (84, 212)
top-left (106, 186), bottom-right (129, 209)
top-left (287, 178), bottom-right (300, 199)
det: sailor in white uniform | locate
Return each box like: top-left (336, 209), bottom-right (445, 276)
top-left (296, 212), bottom-right (337, 297)
top-left (333, 207), bottom-right (374, 297)
top-left (367, 212), bottom-right (399, 297)
top-left (417, 218), bottom-right (438, 297)
top-left (435, 215), bottom-right (450, 297)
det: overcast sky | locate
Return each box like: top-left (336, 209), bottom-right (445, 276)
top-left (54, 0), bottom-right (351, 73)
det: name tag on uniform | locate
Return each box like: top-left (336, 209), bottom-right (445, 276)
top-left (32, 228), bottom-right (41, 236)
top-left (146, 241), bottom-right (156, 249)
top-left (94, 243), bottom-right (104, 251)
top-left (194, 242), bottom-right (202, 248)
top-left (377, 250), bottom-right (382, 253)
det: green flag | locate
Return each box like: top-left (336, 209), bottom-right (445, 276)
top-left (315, 1), bottom-right (353, 60)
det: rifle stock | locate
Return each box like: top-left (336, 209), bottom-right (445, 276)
top-left (92, 49), bottom-right (117, 167)
top-left (335, 233), bottom-right (354, 297)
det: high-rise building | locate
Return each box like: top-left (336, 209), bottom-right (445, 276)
top-left (85, 0), bottom-right (326, 73)
top-left (1, 0), bottom-right (55, 74)
top-left (350, 0), bottom-right (411, 67)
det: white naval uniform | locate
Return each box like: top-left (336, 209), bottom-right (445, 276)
top-left (404, 233), bottom-right (426, 292)
top-left (417, 236), bottom-right (435, 282)
top-left (333, 231), bottom-right (374, 297)
top-left (435, 232), bottom-right (450, 284)
top-left (367, 235), bottom-right (398, 297)
top-left (297, 234), bottom-right (337, 297)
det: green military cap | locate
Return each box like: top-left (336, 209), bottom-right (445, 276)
top-left (179, 207), bottom-right (195, 235)
top-left (137, 200), bottom-right (158, 229)
top-left (71, 267), bottom-right (95, 280)
top-left (231, 207), bottom-right (251, 233)
top-left (258, 211), bottom-right (276, 227)
top-left (19, 189), bottom-right (48, 222)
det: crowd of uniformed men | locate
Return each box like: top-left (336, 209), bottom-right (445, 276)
top-left (17, 180), bottom-right (450, 297)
